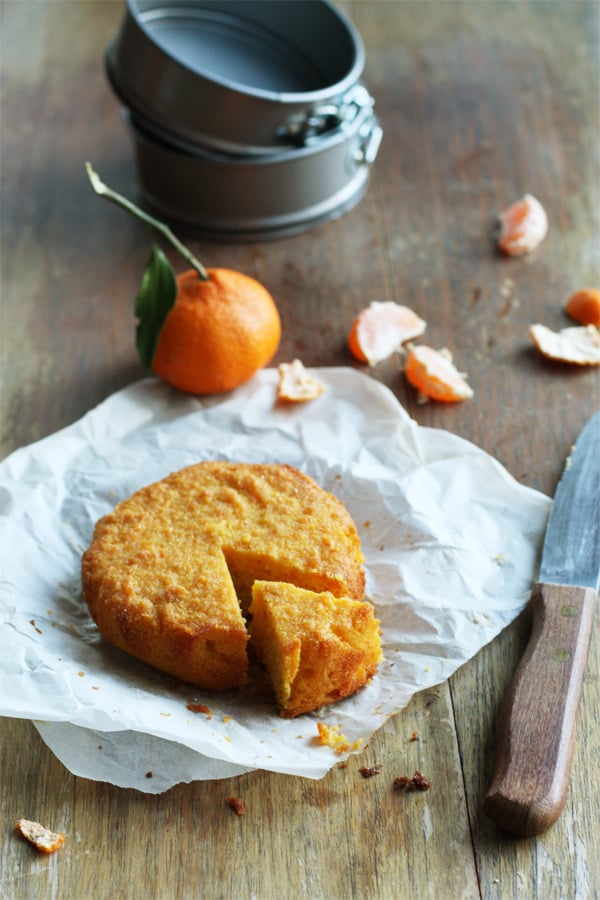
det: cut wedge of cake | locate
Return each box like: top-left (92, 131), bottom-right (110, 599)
top-left (249, 580), bottom-right (382, 717)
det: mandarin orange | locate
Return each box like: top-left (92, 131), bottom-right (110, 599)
top-left (151, 268), bottom-right (281, 394)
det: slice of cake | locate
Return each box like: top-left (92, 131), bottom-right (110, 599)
top-left (249, 580), bottom-right (382, 718)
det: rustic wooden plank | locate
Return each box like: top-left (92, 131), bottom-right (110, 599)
top-left (350, 1), bottom-right (600, 896)
top-left (375, 0), bottom-right (600, 894)
top-left (1, 1), bottom-right (598, 898)
top-left (348, 0), bottom-right (600, 492)
top-left (1, 688), bottom-right (480, 900)
top-left (0, 3), bottom-right (477, 897)
top-left (0, 0), bottom-right (141, 455)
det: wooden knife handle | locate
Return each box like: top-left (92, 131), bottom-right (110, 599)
top-left (483, 581), bottom-right (596, 837)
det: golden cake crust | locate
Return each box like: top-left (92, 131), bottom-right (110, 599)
top-left (249, 580), bottom-right (382, 717)
top-left (82, 462), bottom-right (366, 692)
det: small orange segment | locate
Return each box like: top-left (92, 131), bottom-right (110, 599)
top-left (564, 288), bottom-right (600, 327)
top-left (277, 359), bottom-right (326, 403)
top-left (404, 344), bottom-right (474, 402)
top-left (497, 194), bottom-right (548, 256)
top-left (152, 268), bottom-right (281, 395)
top-left (348, 301), bottom-right (426, 366)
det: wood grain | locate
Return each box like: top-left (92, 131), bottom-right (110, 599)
top-left (1, 1), bottom-right (599, 898)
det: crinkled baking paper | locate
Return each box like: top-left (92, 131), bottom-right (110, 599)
top-left (0, 369), bottom-right (549, 792)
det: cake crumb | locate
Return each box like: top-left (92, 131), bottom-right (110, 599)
top-left (359, 764), bottom-right (382, 778)
top-left (393, 771), bottom-right (431, 792)
top-left (316, 722), bottom-right (363, 754)
top-left (16, 819), bottom-right (65, 854)
top-left (186, 702), bottom-right (212, 718)
top-left (227, 797), bottom-right (246, 816)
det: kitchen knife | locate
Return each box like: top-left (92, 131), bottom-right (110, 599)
top-left (484, 412), bottom-right (600, 837)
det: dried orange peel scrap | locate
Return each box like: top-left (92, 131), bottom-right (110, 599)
top-left (530, 324), bottom-right (600, 365)
top-left (404, 344), bottom-right (474, 402)
top-left (348, 301), bottom-right (426, 366)
top-left (277, 359), bottom-right (326, 403)
top-left (497, 193), bottom-right (548, 256)
top-left (16, 818), bottom-right (65, 854)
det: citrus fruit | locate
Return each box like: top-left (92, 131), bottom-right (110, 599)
top-left (564, 288), bottom-right (600, 326)
top-left (497, 193), bottom-right (548, 256)
top-left (529, 324), bottom-right (600, 365)
top-left (348, 301), bottom-right (426, 366)
top-left (151, 268), bottom-right (281, 394)
top-left (404, 344), bottom-right (474, 402)
top-left (277, 359), bottom-right (326, 403)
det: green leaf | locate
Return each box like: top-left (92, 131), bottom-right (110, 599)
top-left (135, 245), bottom-right (177, 368)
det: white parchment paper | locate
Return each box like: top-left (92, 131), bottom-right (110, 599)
top-left (0, 369), bottom-right (550, 792)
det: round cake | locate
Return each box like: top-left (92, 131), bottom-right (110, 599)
top-left (82, 462), bottom-right (374, 702)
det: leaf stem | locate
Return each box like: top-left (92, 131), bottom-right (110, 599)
top-left (85, 162), bottom-right (209, 281)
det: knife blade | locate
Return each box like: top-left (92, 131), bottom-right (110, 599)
top-left (483, 412), bottom-right (600, 837)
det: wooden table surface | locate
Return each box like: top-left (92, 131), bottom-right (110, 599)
top-left (1, 2), bottom-right (598, 898)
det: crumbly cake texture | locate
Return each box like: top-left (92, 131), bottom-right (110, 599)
top-left (249, 581), bottom-right (382, 718)
top-left (82, 462), bottom-right (369, 700)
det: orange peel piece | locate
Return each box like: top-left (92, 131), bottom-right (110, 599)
top-left (530, 324), bottom-right (600, 365)
top-left (497, 194), bottom-right (548, 256)
top-left (348, 301), bottom-right (426, 366)
top-left (277, 359), bottom-right (326, 403)
top-left (16, 818), bottom-right (65, 854)
top-left (404, 344), bottom-right (474, 402)
top-left (564, 288), bottom-right (600, 327)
